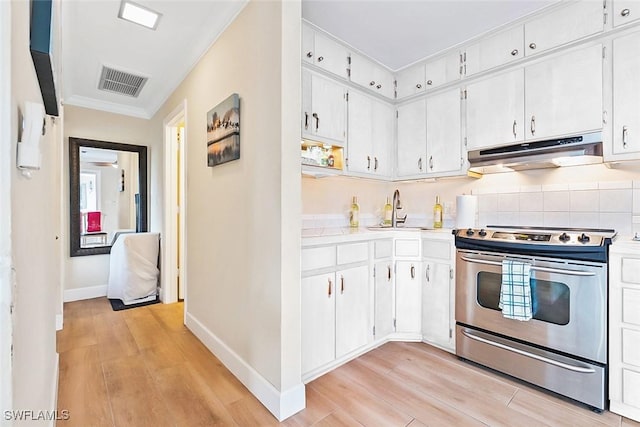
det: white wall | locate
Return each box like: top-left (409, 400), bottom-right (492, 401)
top-left (150, 0), bottom-right (303, 420)
top-left (10, 0), bottom-right (61, 423)
top-left (63, 105), bottom-right (155, 297)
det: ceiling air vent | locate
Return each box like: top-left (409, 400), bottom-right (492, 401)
top-left (98, 66), bottom-right (148, 97)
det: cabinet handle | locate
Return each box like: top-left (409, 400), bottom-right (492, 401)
top-left (317, 56), bottom-right (324, 62)
top-left (450, 268), bottom-right (454, 280)
top-left (410, 264), bottom-right (416, 279)
top-left (418, 157), bottom-right (423, 171)
top-left (376, 84), bottom-right (382, 89)
top-left (427, 79), bottom-right (433, 86)
top-left (429, 155), bottom-right (434, 170)
top-left (529, 42), bottom-right (537, 50)
top-left (623, 125), bottom-right (629, 148)
top-left (621, 8), bottom-right (630, 17)
top-left (313, 113), bottom-right (319, 132)
top-left (304, 112), bottom-right (309, 130)
top-left (374, 157), bottom-right (378, 171)
top-left (511, 49), bottom-right (519, 56)
top-left (306, 51), bottom-right (313, 58)
top-left (512, 120), bottom-right (517, 138)
top-left (426, 264), bottom-right (430, 282)
top-left (387, 265), bottom-right (391, 281)
top-left (328, 278), bottom-right (332, 297)
top-left (530, 115), bottom-right (536, 136)
top-left (367, 155), bottom-right (371, 170)
top-left (340, 275), bottom-right (344, 294)
top-left (369, 81), bottom-right (376, 86)
top-left (416, 83), bottom-right (422, 89)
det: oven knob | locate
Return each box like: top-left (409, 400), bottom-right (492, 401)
top-left (578, 233), bottom-right (590, 243)
top-left (479, 229), bottom-right (487, 237)
top-left (559, 232), bottom-right (570, 242)
top-left (466, 228), bottom-right (475, 236)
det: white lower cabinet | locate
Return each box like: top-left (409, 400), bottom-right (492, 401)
top-left (301, 272), bottom-right (336, 374)
top-left (335, 265), bottom-right (372, 357)
top-left (395, 260), bottom-right (422, 335)
top-left (374, 259), bottom-right (394, 340)
top-left (609, 242), bottom-right (640, 422)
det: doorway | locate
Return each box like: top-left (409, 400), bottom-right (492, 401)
top-left (162, 101), bottom-right (187, 305)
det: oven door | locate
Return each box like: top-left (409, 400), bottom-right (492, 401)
top-left (456, 249), bottom-right (607, 363)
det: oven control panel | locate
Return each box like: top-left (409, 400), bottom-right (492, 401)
top-left (455, 227), bottom-right (615, 247)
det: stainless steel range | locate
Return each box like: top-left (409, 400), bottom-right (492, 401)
top-left (454, 226), bottom-right (616, 411)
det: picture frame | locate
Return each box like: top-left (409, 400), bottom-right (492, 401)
top-left (206, 93), bottom-right (240, 167)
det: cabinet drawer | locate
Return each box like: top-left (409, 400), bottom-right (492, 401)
top-left (623, 329), bottom-right (640, 368)
top-left (337, 242), bottom-right (368, 265)
top-left (374, 239), bottom-right (393, 259)
top-left (623, 368), bottom-right (640, 407)
top-left (395, 239), bottom-right (420, 257)
top-left (622, 258), bottom-right (640, 284)
top-left (302, 246), bottom-right (336, 271)
top-left (422, 239), bottom-right (451, 261)
top-left (623, 288), bottom-right (640, 326)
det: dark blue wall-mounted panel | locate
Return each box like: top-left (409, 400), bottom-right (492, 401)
top-left (30, 0), bottom-right (59, 116)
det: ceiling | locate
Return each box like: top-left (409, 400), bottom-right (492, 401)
top-left (61, 0), bottom-right (558, 120)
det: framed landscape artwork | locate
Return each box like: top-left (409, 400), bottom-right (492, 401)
top-left (206, 93), bottom-right (240, 167)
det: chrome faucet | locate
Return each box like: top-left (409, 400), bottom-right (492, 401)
top-left (391, 189), bottom-right (407, 227)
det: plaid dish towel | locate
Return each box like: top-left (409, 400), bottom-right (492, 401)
top-left (498, 259), bottom-right (532, 321)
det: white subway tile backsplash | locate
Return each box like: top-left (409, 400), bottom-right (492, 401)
top-left (599, 181), bottom-right (632, 190)
top-left (634, 181), bottom-right (640, 189)
top-left (478, 194), bottom-right (498, 213)
top-left (520, 185), bottom-right (542, 193)
top-left (543, 212), bottom-right (571, 227)
top-left (600, 213), bottom-right (632, 235)
top-left (496, 186), bottom-right (520, 194)
top-left (599, 189), bottom-right (632, 213)
top-left (569, 212), bottom-right (600, 229)
top-left (473, 187), bottom-right (497, 195)
top-left (519, 212), bottom-right (544, 227)
top-left (633, 190), bottom-right (640, 214)
top-left (544, 191), bottom-right (570, 212)
top-left (498, 212), bottom-right (520, 226)
top-left (569, 182), bottom-right (598, 191)
top-left (569, 190), bottom-right (599, 212)
top-left (478, 212), bottom-right (498, 228)
top-left (542, 183), bottom-right (569, 192)
top-left (498, 193), bottom-right (520, 212)
top-left (519, 192), bottom-right (543, 212)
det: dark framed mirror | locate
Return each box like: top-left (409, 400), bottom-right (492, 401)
top-left (69, 137), bottom-right (148, 257)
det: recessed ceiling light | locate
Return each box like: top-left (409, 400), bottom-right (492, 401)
top-left (118, 1), bottom-right (161, 30)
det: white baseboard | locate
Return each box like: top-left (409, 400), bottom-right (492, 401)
top-left (185, 312), bottom-right (305, 421)
top-left (63, 285), bottom-right (107, 302)
top-left (50, 353), bottom-right (59, 427)
top-left (55, 314), bottom-right (63, 331)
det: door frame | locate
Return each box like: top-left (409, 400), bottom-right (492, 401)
top-left (162, 101), bottom-right (187, 305)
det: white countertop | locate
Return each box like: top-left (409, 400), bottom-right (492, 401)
top-left (610, 234), bottom-right (640, 252)
top-left (302, 226), bottom-right (455, 246)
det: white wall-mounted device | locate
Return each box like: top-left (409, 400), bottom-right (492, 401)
top-left (17, 101), bottom-right (45, 172)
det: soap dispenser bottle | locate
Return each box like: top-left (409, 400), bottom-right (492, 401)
top-left (349, 196), bottom-right (360, 228)
top-left (433, 196), bottom-right (443, 229)
top-left (383, 196), bottom-right (392, 226)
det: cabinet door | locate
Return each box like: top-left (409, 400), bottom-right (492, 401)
top-left (466, 69), bottom-right (525, 150)
top-left (465, 26), bottom-right (524, 76)
top-left (374, 260), bottom-right (394, 340)
top-left (612, 33), bottom-right (640, 155)
top-left (347, 90), bottom-right (374, 173)
top-left (425, 52), bottom-right (460, 89)
top-left (524, 1), bottom-right (603, 56)
top-left (613, 0), bottom-right (640, 27)
top-left (302, 24), bottom-right (314, 65)
top-left (301, 273), bottom-right (335, 374)
top-left (371, 98), bottom-right (394, 177)
top-left (422, 260), bottom-right (453, 349)
top-left (396, 99), bottom-right (427, 177)
top-left (350, 53), bottom-right (394, 99)
top-left (525, 44), bottom-right (603, 140)
top-left (336, 265), bottom-right (371, 358)
top-left (426, 88), bottom-right (462, 175)
top-left (314, 32), bottom-right (349, 78)
top-left (307, 72), bottom-right (347, 144)
top-left (395, 261), bottom-right (422, 334)
top-left (396, 63), bottom-right (426, 99)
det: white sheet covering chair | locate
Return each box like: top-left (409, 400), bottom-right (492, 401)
top-left (107, 232), bottom-right (160, 305)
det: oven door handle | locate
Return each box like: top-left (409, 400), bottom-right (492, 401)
top-left (461, 329), bottom-right (597, 374)
top-left (459, 256), bottom-right (597, 276)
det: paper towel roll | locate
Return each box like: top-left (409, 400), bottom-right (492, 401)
top-left (456, 195), bottom-right (478, 229)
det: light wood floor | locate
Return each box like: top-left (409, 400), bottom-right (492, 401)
top-left (57, 297), bottom-right (640, 427)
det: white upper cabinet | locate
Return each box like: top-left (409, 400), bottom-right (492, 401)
top-left (302, 69), bottom-right (347, 145)
top-left (612, 32), bottom-right (640, 156)
top-left (395, 63), bottom-right (426, 99)
top-left (466, 68), bottom-right (525, 150)
top-left (524, 43), bottom-right (603, 140)
top-left (524, 1), bottom-right (604, 56)
top-left (425, 52), bottom-right (460, 89)
top-left (426, 88), bottom-right (463, 175)
top-left (397, 99), bottom-right (427, 177)
top-left (302, 24), bottom-right (350, 78)
top-left (350, 53), bottom-right (395, 99)
top-left (346, 90), bottom-right (393, 177)
top-left (465, 26), bottom-right (524, 76)
top-left (613, 0), bottom-right (640, 27)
